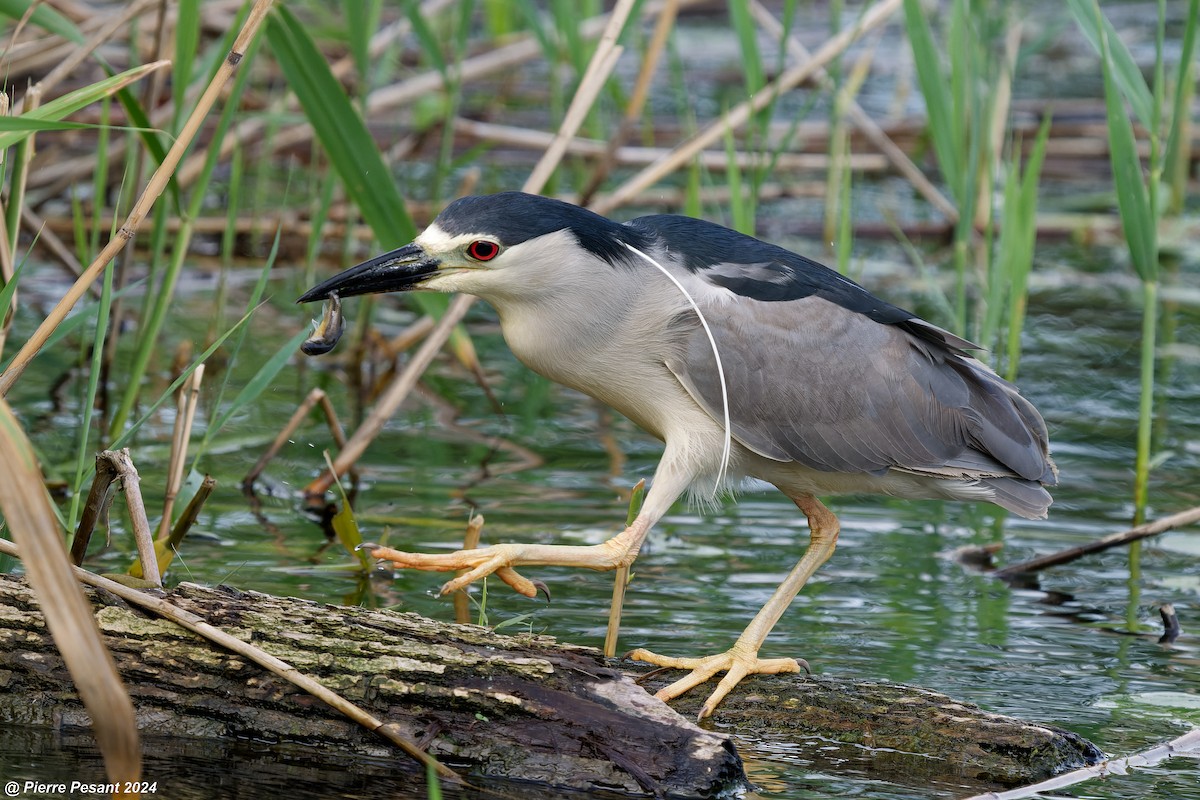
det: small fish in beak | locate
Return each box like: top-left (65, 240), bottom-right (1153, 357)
top-left (301, 292), bottom-right (346, 356)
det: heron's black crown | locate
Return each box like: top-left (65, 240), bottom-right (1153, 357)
top-left (436, 192), bottom-right (652, 266)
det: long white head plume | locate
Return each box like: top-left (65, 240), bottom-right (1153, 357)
top-left (620, 241), bottom-right (732, 495)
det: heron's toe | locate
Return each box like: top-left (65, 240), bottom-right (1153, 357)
top-left (627, 646), bottom-right (808, 720)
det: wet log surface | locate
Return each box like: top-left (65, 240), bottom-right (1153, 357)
top-left (0, 575), bottom-right (1102, 797)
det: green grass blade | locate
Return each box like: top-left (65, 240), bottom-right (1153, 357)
top-left (902, 0), bottom-right (960, 194)
top-left (173, 0), bottom-right (202, 131)
top-left (1164, 0), bottom-right (1199, 214)
top-left (108, 310), bottom-right (258, 453)
top-left (67, 261), bottom-right (115, 533)
top-left (203, 322), bottom-right (312, 454)
top-left (405, 2), bottom-right (449, 78)
top-left (1094, 9), bottom-right (1158, 282)
top-left (0, 118), bottom-right (123, 133)
top-left (344, 0), bottom-right (382, 88)
top-left (1001, 115), bottom-right (1052, 381)
top-left (266, 7), bottom-right (416, 249)
top-left (730, 0), bottom-right (764, 98)
top-left (0, 62), bottom-right (166, 150)
top-left (0, 0), bottom-right (84, 42)
top-left (1067, 0), bottom-right (1154, 128)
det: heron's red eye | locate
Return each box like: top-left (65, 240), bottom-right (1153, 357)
top-left (466, 240), bottom-right (500, 261)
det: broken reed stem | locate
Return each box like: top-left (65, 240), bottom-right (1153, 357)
top-left (992, 505), bottom-right (1200, 579)
top-left (159, 364), bottom-right (204, 542)
top-left (593, 0), bottom-right (904, 215)
top-left (166, 474), bottom-right (216, 552)
top-left (605, 479), bottom-right (644, 658)
top-left (101, 449), bottom-right (161, 588)
top-left (454, 514), bottom-right (485, 625)
top-left (0, 537), bottom-right (462, 786)
top-left (69, 454), bottom-right (122, 566)
top-left (0, 0), bottom-right (275, 396)
top-left (604, 566), bottom-right (630, 658)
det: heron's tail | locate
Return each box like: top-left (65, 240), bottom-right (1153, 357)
top-left (984, 476), bottom-right (1053, 519)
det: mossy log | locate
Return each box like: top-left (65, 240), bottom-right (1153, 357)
top-left (0, 575), bottom-right (1101, 797)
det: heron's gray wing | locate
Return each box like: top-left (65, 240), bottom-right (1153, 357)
top-left (665, 294), bottom-right (1055, 485)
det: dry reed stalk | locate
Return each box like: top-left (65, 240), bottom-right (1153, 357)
top-left (453, 117), bottom-right (892, 172)
top-left (524, 0), bottom-right (637, 192)
top-left (0, 536), bottom-right (463, 785)
top-left (579, 0), bottom-right (680, 205)
top-left (593, 0), bottom-right (905, 215)
top-left (748, 1), bottom-right (956, 220)
top-left (0, 401), bottom-right (141, 794)
top-left (963, 728), bottom-right (1200, 800)
top-left (974, 22), bottom-right (1024, 232)
top-left (35, 0), bottom-right (159, 97)
top-left (0, 0), bottom-right (274, 395)
top-left (157, 364), bottom-right (204, 542)
top-left (99, 448), bottom-right (161, 588)
top-left (175, 0), bottom-right (456, 189)
top-left (453, 513), bottom-right (486, 625)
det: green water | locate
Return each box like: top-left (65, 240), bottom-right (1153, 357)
top-left (2, 240), bottom-right (1199, 799)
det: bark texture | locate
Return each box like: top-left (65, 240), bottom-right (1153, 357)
top-left (0, 575), bottom-right (1102, 796)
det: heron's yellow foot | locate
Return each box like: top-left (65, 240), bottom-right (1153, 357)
top-left (626, 645), bottom-right (809, 720)
top-left (360, 533), bottom-right (639, 599)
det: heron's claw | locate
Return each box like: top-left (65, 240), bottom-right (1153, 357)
top-left (626, 646), bottom-right (809, 720)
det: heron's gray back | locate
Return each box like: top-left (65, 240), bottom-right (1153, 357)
top-left (665, 295), bottom-right (1057, 516)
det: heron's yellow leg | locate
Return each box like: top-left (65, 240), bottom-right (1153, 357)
top-left (362, 517), bottom-right (652, 598)
top-left (363, 456), bottom-right (695, 598)
top-left (627, 494), bottom-right (840, 719)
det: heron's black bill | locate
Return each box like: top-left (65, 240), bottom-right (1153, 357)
top-left (296, 243), bottom-right (440, 304)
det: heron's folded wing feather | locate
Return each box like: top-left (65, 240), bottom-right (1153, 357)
top-left (665, 296), bottom-right (1054, 484)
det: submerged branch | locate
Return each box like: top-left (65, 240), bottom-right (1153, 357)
top-left (991, 504), bottom-right (1200, 579)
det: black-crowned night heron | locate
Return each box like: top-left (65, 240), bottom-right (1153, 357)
top-left (298, 191), bottom-right (1057, 718)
